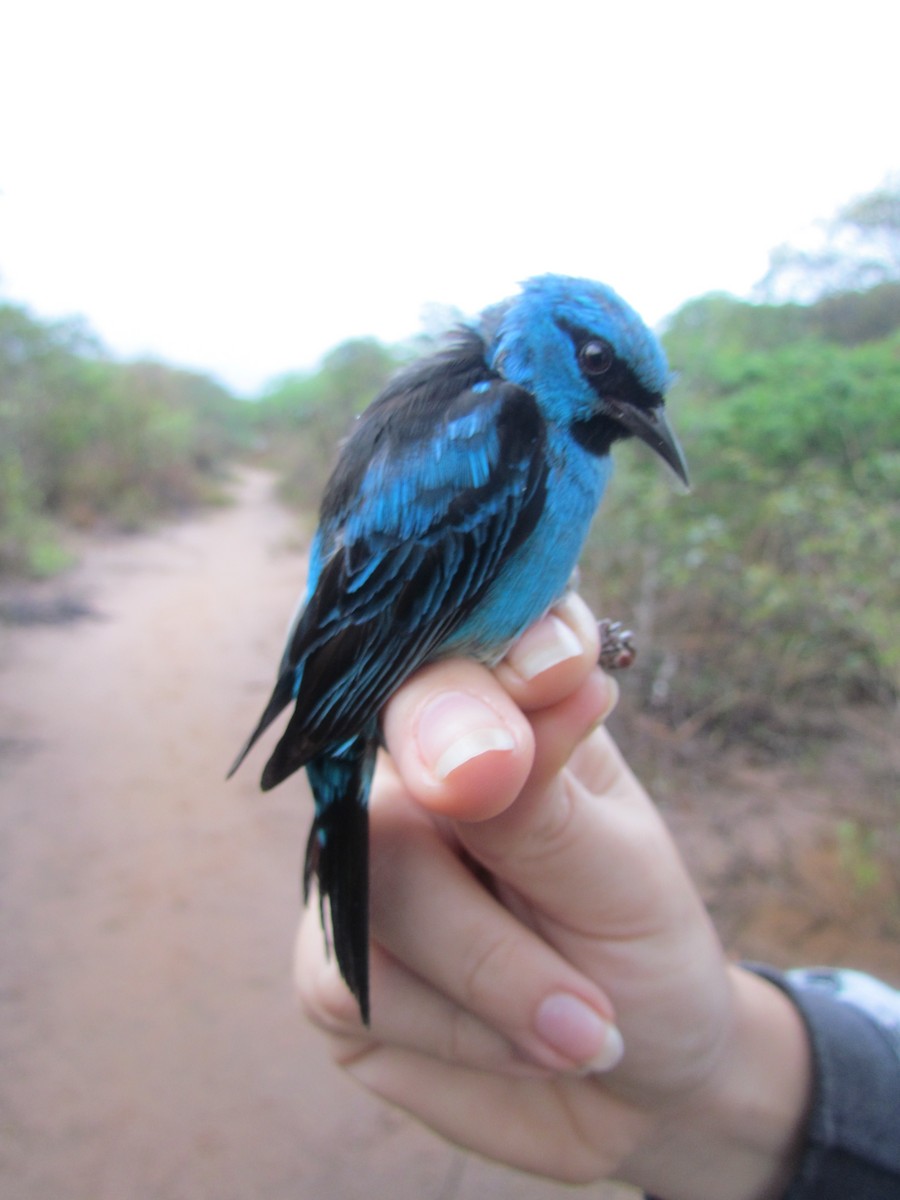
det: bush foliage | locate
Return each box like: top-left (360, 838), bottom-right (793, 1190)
top-left (252, 338), bottom-right (400, 511)
top-left (0, 300), bottom-right (248, 574)
top-left (580, 288), bottom-right (900, 742)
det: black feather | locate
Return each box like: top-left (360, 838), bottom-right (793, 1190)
top-left (226, 668), bottom-right (295, 780)
top-left (317, 327), bottom-right (499, 528)
top-left (303, 735), bottom-right (376, 1023)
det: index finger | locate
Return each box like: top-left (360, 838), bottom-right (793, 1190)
top-left (381, 594), bottom-right (609, 823)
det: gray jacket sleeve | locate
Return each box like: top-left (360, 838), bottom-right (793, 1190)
top-left (646, 966), bottom-right (900, 1200)
top-left (752, 966), bottom-right (900, 1199)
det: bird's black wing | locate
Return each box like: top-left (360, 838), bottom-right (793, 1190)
top-left (247, 361), bottom-right (548, 790)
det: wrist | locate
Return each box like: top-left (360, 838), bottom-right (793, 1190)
top-left (623, 965), bottom-right (813, 1200)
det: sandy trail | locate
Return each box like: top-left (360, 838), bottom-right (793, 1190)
top-left (0, 468), bottom-right (634, 1200)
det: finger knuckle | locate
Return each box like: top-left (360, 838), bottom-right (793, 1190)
top-left (458, 923), bottom-right (523, 1011)
top-left (514, 778), bottom-right (582, 869)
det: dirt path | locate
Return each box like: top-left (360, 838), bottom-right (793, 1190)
top-left (0, 468), bottom-right (635, 1200)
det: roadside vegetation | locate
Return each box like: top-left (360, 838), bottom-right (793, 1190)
top-left (585, 286), bottom-right (900, 748)
top-left (0, 304), bottom-right (249, 575)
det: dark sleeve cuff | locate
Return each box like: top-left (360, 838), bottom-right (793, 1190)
top-left (750, 965), bottom-right (900, 1200)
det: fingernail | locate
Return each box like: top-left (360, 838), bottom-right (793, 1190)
top-left (505, 614), bottom-right (583, 681)
top-left (534, 994), bottom-right (625, 1073)
top-left (418, 692), bottom-right (516, 781)
top-left (557, 592), bottom-right (599, 649)
top-left (577, 1023), bottom-right (625, 1075)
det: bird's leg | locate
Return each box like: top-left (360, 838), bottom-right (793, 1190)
top-left (598, 618), bottom-right (636, 671)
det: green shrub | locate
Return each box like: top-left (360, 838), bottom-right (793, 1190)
top-left (0, 300), bottom-right (250, 575)
top-left (579, 308), bottom-right (900, 744)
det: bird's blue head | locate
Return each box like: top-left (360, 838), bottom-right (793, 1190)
top-left (482, 274), bottom-right (688, 484)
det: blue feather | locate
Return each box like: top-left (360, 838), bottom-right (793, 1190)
top-left (229, 274), bottom-right (688, 1022)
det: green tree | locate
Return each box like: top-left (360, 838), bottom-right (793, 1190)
top-left (254, 337), bottom-right (401, 508)
top-left (580, 297), bottom-right (900, 747)
top-left (0, 298), bottom-right (247, 574)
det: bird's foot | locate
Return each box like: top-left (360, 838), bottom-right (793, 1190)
top-left (598, 619), bottom-right (636, 671)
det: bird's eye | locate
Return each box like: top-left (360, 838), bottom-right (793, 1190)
top-left (578, 339), bottom-right (615, 377)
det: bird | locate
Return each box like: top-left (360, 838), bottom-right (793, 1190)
top-left (229, 274), bottom-right (688, 1023)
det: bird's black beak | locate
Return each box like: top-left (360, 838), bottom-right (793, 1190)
top-left (609, 400), bottom-right (690, 488)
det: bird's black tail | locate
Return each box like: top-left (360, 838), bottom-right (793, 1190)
top-left (303, 735), bottom-right (377, 1024)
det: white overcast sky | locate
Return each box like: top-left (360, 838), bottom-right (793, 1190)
top-left (1, 1), bottom-right (896, 394)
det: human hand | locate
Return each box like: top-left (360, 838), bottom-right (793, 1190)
top-left (296, 595), bottom-right (811, 1199)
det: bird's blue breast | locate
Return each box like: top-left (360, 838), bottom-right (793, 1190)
top-left (441, 427), bottom-right (612, 660)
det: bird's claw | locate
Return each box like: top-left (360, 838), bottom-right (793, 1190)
top-left (598, 618), bottom-right (636, 671)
